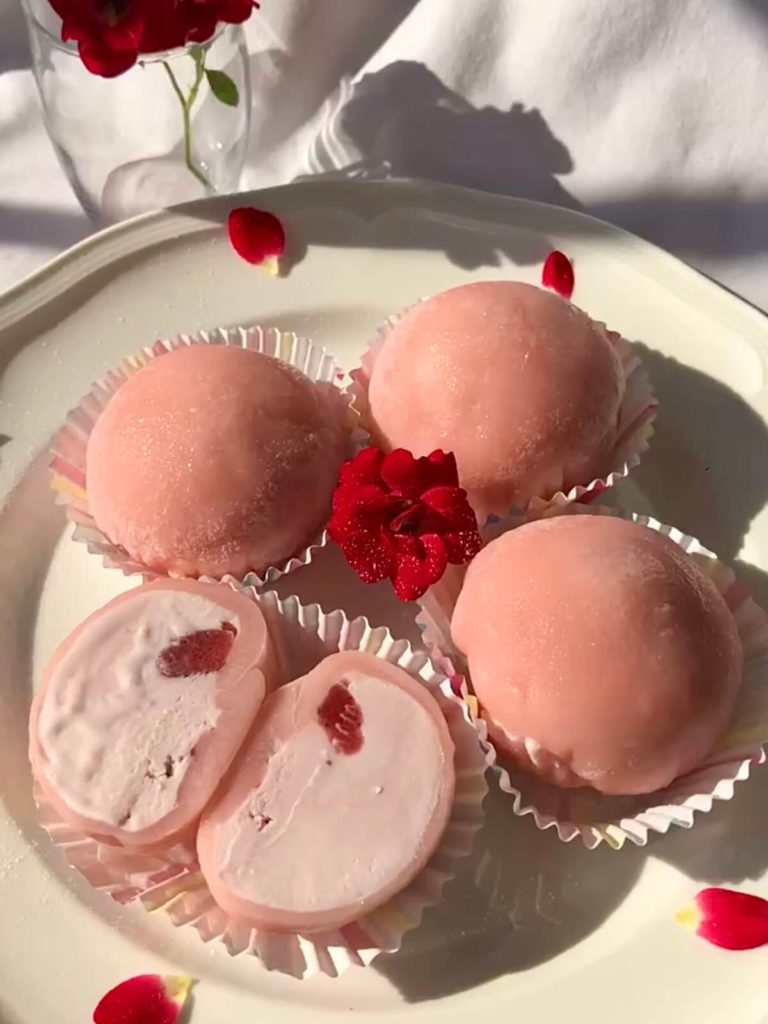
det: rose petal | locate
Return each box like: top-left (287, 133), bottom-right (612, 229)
top-left (542, 250), bottom-right (575, 299)
top-left (391, 533), bottom-right (448, 601)
top-left (677, 888), bottom-right (768, 950)
top-left (227, 207), bottom-right (286, 266)
top-left (381, 448), bottom-right (459, 497)
top-left (419, 485), bottom-right (482, 562)
top-left (333, 526), bottom-right (397, 584)
top-left (330, 483), bottom-right (394, 529)
top-left (102, 12), bottom-right (145, 53)
top-left (93, 974), bottom-right (192, 1024)
top-left (337, 446), bottom-right (385, 488)
top-left (78, 38), bottom-right (139, 77)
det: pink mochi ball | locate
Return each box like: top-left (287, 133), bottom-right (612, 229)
top-left (86, 344), bottom-right (348, 577)
top-left (367, 281), bottom-right (626, 517)
top-left (451, 516), bottom-right (743, 795)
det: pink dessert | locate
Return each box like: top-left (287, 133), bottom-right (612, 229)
top-left (29, 580), bottom-right (277, 851)
top-left (86, 344), bottom-right (348, 577)
top-left (451, 516), bottom-right (743, 795)
top-left (366, 281), bottom-right (625, 516)
top-left (197, 651), bottom-right (455, 933)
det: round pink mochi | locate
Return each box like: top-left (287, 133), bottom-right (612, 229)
top-left (367, 281), bottom-right (625, 516)
top-left (86, 344), bottom-right (348, 577)
top-left (197, 651), bottom-right (455, 933)
top-left (29, 579), bottom-right (277, 853)
top-left (451, 516), bottom-right (743, 795)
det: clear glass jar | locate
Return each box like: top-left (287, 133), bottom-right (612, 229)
top-left (22, 0), bottom-right (251, 223)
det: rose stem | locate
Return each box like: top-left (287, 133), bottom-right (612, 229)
top-left (161, 48), bottom-right (211, 190)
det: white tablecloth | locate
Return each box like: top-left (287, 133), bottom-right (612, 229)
top-left (1, 0), bottom-right (767, 310)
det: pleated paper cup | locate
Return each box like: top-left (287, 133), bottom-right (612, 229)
top-left (349, 305), bottom-right (657, 519)
top-left (416, 504), bottom-right (768, 850)
top-left (50, 326), bottom-right (362, 588)
top-left (33, 587), bottom-right (488, 978)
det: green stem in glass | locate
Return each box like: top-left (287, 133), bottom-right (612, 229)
top-left (161, 47), bottom-right (211, 190)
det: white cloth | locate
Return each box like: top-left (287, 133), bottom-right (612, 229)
top-left (1, 0), bottom-right (767, 310)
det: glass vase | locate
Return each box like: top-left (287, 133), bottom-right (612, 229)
top-left (22, 0), bottom-right (251, 224)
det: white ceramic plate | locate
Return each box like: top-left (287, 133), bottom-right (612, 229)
top-left (1, 179), bottom-right (768, 1024)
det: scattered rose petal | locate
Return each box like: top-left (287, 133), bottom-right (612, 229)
top-left (447, 673), bottom-right (465, 697)
top-left (157, 624), bottom-right (236, 678)
top-left (676, 888), bottom-right (768, 950)
top-left (93, 974), bottom-right (192, 1024)
top-left (227, 207), bottom-right (286, 269)
top-left (542, 250), bottom-right (575, 299)
top-left (576, 481), bottom-right (608, 504)
top-left (328, 446), bottom-right (482, 601)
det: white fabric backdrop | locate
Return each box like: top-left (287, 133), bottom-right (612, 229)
top-left (1, 0), bottom-right (767, 309)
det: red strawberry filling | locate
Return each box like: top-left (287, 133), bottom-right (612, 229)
top-left (317, 682), bottom-right (364, 755)
top-left (157, 622), bottom-right (237, 678)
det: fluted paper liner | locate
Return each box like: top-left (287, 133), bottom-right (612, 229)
top-left (33, 588), bottom-right (487, 978)
top-left (49, 326), bottom-right (363, 588)
top-left (416, 504), bottom-right (768, 850)
top-left (349, 304), bottom-right (657, 517)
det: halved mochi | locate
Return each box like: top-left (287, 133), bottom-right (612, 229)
top-left (29, 579), bottom-right (276, 851)
top-left (197, 651), bottom-right (455, 933)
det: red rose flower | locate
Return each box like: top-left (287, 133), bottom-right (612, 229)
top-left (49, 0), bottom-right (145, 77)
top-left (48, 0), bottom-right (259, 77)
top-left (328, 446), bottom-right (483, 601)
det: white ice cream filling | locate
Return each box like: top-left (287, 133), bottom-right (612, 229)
top-left (215, 671), bottom-right (447, 913)
top-left (38, 590), bottom-right (239, 832)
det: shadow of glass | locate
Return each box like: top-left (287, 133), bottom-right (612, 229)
top-left (0, 204), bottom-right (89, 251)
top-left (628, 344), bottom-right (768, 560)
top-left (736, 0), bottom-right (768, 30)
top-left (376, 785), bottom-right (645, 1001)
top-left (0, 1), bottom-right (31, 73)
top-left (174, 177), bottom-right (558, 273)
top-left (311, 61), bottom-right (579, 210)
top-left (591, 194), bottom-right (768, 262)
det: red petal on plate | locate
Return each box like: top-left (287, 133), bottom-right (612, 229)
top-left (447, 673), bottom-right (465, 697)
top-left (227, 207), bottom-right (286, 266)
top-left (157, 624), bottom-right (237, 678)
top-left (541, 250), bottom-right (575, 299)
top-left (576, 480), bottom-right (608, 504)
top-left (93, 974), bottom-right (192, 1024)
top-left (676, 888), bottom-right (768, 950)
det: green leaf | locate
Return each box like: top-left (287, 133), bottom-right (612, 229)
top-left (205, 69), bottom-right (239, 107)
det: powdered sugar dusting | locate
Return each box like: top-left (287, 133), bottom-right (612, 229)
top-left (368, 281), bottom-right (625, 516)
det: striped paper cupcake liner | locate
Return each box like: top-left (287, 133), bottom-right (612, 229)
top-left (415, 504), bottom-right (768, 850)
top-left (50, 325), bottom-right (364, 589)
top-left (349, 304), bottom-right (657, 518)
